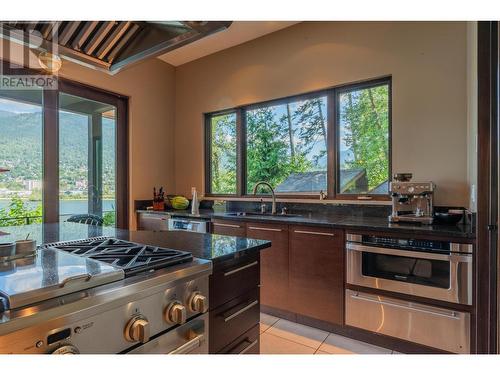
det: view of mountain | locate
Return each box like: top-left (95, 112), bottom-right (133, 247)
top-left (0, 110), bottom-right (116, 196)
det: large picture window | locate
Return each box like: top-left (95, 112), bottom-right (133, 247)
top-left (337, 81), bottom-right (390, 195)
top-left (205, 76), bottom-right (391, 199)
top-left (246, 96), bottom-right (328, 194)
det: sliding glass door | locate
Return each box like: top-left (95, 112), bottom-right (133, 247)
top-left (58, 92), bottom-right (117, 226)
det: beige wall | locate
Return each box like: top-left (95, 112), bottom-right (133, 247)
top-left (0, 43), bottom-right (176, 229)
top-left (174, 21), bottom-right (470, 207)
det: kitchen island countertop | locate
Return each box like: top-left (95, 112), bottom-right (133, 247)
top-left (0, 222), bottom-right (270, 264)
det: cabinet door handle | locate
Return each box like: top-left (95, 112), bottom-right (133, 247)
top-left (213, 223), bottom-right (242, 228)
top-left (238, 339), bottom-right (258, 354)
top-left (293, 230), bottom-right (335, 236)
top-left (224, 261), bottom-right (259, 277)
top-left (224, 300), bottom-right (259, 322)
top-left (248, 226), bottom-right (282, 232)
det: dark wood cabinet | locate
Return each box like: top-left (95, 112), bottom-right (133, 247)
top-left (209, 287), bottom-right (260, 354)
top-left (246, 223), bottom-right (289, 311)
top-left (209, 253), bottom-right (260, 354)
top-left (210, 253), bottom-right (260, 308)
top-left (218, 324), bottom-right (260, 354)
top-left (212, 219), bottom-right (247, 237)
top-left (289, 225), bottom-right (344, 326)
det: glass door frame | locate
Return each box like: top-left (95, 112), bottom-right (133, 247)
top-left (0, 60), bottom-right (129, 229)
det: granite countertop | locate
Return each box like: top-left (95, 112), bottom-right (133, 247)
top-left (0, 222), bottom-right (270, 263)
top-left (136, 208), bottom-right (474, 239)
top-left (210, 212), bottom-right (474, 239)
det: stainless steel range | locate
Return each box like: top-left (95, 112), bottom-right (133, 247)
top-left (0, 237), bottom-right (211, 354)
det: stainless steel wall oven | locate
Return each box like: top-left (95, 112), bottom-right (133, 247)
top-left (346, 233), bottom-right (473, 305)
top-left (345, 233), bottom-right (473, 353)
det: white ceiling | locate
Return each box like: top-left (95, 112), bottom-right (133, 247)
top-left (158, 21), bottom-right (299, 67)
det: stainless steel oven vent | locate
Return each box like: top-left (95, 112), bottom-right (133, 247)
top-left (0, 21), bottom-right (232, 74)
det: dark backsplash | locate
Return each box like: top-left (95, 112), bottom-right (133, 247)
top-left (225, 200), bottom-right (392, 218)
top-left (135, 199), bottom-right (473, 225)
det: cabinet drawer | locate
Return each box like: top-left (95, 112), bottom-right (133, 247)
top-left (210, 253), bottom-right (260, 308)
top-left (209, 288), bottom-right (260, 354)
top-left (345, 289), bottom-right (470, 354)
top-left (212, 220), bottom-right (247, 237)
top-left (217, 324), bottom-right (260, 354)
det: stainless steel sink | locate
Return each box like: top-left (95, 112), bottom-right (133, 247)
top-left (224, 212), bottom-right (302, 218)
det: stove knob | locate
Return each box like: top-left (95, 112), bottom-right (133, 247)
top-left (164, 301), bottom-right (187, 325)
top-left (51, 344), bottom-right (79, 354)
top-left (124, 315), bottom-right (150, 343)
top-left (188, 291), bottom-right (208, 313)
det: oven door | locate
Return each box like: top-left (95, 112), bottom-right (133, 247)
top-left (346, 242), bottom-right (472, 305)
top-left (127, 314), bottom-right (208, 354)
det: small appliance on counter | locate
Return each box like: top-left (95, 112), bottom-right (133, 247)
top-left (389, 173), bottom-right (435, 224)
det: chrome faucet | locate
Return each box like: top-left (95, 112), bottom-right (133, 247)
top-left (252, 181), bottom-right (277, 215)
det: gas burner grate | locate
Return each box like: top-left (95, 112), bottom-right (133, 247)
top-left (41, 237), bottom-right (193, 276)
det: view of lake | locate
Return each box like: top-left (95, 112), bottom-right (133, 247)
top-left (0, 199), bottom-right (116, 215)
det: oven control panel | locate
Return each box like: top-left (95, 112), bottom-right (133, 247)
top-left (361, 235), bottom-right (449, 251)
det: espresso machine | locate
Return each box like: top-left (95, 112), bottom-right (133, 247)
top-left (389, 173), bottom-right (435, 224)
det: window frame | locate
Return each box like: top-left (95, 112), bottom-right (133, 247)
top-left (334, 77), bottom-right (393, 200)
top-left (204, 75), bottom-right (392, 200)
top-left (0, 59), bottom-right (129, 229)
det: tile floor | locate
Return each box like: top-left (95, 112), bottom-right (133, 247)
top-left (259, 312), bottom-right (399, 354)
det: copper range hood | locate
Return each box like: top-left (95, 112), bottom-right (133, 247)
top-left (0, 21), bottom-right (232, 74)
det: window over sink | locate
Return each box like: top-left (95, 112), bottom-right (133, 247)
top-left (205, 76), bottom-right (391, 200)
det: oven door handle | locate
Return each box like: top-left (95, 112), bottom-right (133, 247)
top-left (349, 292), bottom-right (461, 320)
top-left (168, 334), bottom-right (205, 354)
top-left (346, 242), bottom-right (471, 262)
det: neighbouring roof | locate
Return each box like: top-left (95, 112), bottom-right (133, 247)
top-left (275, 170), bottom-right (388, 194)
top-left (275, 169), bottom-right (366, 193)
top-left (369, 180), bottom-right (389, 194)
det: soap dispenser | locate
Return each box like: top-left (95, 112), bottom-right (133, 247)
top-left (191, 187), bottom-right (199, 215)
